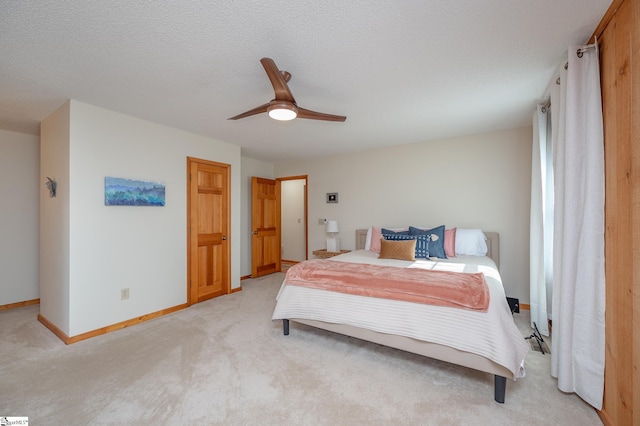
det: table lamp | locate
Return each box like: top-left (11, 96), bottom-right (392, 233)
top-left (326, 220), bottom-right (340, 252)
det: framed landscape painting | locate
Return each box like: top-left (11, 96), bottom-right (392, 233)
top-left (104, 177), bottom-right (165, 206)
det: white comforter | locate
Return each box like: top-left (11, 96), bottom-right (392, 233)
top-left (272, 250), bottom-right (528, 379)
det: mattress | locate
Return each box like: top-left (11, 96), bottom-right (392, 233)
top-left (272, 249), bottom-right (528, 379)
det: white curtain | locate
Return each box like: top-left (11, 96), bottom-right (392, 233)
top-left (550, 43), bottom-right (605, 410)
top-left (530, 105), bottom-right (551, 336)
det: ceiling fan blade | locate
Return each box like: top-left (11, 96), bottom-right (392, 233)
top-left (297, 107), bottom-right (347, 122)
top-left (260, 58), bottom-right (295, 102)
top-left (228, 103), bottom-right (269, 120)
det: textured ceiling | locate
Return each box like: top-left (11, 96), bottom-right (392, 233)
top-left (0, 0), bottom-right (612, 163)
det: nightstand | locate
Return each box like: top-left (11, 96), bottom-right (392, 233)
top-left (312, 249), bottom-right (351, 259)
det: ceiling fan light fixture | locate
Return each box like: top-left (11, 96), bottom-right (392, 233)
top-left (228, 58), bottom-right (346, 122)
top-left (268, 101), bottom-right (298, 121)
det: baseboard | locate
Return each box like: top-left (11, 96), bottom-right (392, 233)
top-left (39, 303), bottom-right (188, 345)
top-left (240, 274), bottom-right (251, 280)
top-left (520, 303), bottom-right (530, 310)
top-left (231, 286), bottom-right (242, 293)
top-left (37, 313), bottom-right (70, 342)
top-left (0, 298), bottom-right (40, 311)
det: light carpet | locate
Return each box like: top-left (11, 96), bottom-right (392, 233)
top-left (0, 272), bottom-right (601, 425)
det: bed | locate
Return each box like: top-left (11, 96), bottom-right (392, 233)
top-left (272, 229), bottom-right (528, 403)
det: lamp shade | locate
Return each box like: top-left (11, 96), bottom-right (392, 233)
top-left (325, 220), bottom-right (339, 233)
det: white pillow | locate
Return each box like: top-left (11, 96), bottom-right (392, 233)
top-left (455, 229), bottom-right (488, 256)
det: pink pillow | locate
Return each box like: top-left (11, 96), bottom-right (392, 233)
top-left (370, 227), bottom-right (382, 253)
top-left (444, 228), bottom-right (457, 258)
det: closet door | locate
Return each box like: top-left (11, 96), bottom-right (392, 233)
top-left (187, 157), bottom-right (230, 303)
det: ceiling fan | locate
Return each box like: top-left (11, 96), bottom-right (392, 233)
top-left (228, 57), bottom-right (346, 122)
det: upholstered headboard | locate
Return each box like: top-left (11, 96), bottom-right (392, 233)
top-left (355, 229), bottom-right (500, 269)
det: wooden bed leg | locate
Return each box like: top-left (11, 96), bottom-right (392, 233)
top-left (283, 319), bottom-right (289, 335)
top-left (494, 375), bottom-right (506, 403)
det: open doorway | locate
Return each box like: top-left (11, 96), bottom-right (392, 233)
top-left (279, 176), bottom-right (308, 271)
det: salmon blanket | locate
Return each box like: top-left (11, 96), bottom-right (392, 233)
top-left (285, 259), bottom-right (489, 311)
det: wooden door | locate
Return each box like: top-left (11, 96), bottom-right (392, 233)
top-left (187, 157), bottom-right (230, 304)
top-left (251, 177), bottom-right (280, 277)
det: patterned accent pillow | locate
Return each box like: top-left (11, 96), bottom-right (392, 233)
top-left (381, 228), bottom-right (410, 235)
top-left (378, 238), bottom-right (416, 261)
top-left (409, 225), bottom-right (447, 259)
top-left (382, 233), bottom-right (429, 258)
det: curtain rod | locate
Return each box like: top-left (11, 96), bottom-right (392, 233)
top-left (577, 42), bottom-right (597, 58)
top-left (541, 37), bottom-right (598, 112)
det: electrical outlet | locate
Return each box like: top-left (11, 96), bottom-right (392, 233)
top-left (121, 288), bottom-right (130, 300)
top-left (318, 218), bottom-right (326, 225)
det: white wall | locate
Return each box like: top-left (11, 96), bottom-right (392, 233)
top-left (0, 129), bottom-right (40, 306)
top-left (275, 127), bottom-right (533, 303)
top-left (41, 100), bottom-right (242, 337)
top-left (240, 157), bottom-right (274, 277)
top-left (281, 179), bottom-right (306, 262)
top-left (40, 102), bottom-right (71, 331)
